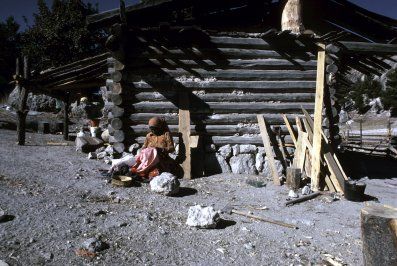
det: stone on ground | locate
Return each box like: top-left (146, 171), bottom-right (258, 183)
top-left (150, 172), bottom-right (180, 196)
top-left (186, 205), bottom-right (220, 229)
top-left (288, 190), bottom-right (299, 198)
top-left (87, 152), bottom-right (97, 159)
top-left (0, 260), bottom-right (9, 266)
top-left (239, 144), bottom-right (257, 154)
top-left (302, 185), bottom-right (311, 195)
top-left (75, 136), bottom-right (103, 153)
top-left (101, 129), bottom-right (110, 142)
top-left (262, 158), bottom-right (284, 178)
top-left (81, 238), bottom-right (107, 253)
top-left (230, 154), bottom-right (256, 175)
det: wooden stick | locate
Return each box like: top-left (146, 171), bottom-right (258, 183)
top-left (285, 192), bottom-right (322, 206)
top-left (282, 114), bottom-right (297, 146)
top-left (311, 44), bottom-right (326, 191)
top-left (231, 210), bottom-right (297, 229)
top-left (257, 115), bottom-right (281, 185)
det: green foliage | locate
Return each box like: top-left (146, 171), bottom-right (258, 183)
top-left (22, 0), bottom-right (105, 71)
top-left (382, 69), bottom-right (397, 110)
top-left (0, 17), bottom-right (20, 98)
top-left (338, 76), bottom-right (382, 114)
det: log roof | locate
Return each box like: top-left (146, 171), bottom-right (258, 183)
top-left (27, 53), bottom-right (110, 99)
top-left (87, 0), bottom-right (397, 43)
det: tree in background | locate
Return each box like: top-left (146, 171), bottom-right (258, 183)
top-left (382, 69), bottom-right (397, 112)
top-left (22, 0), bottom-right (106, 71)
top-left (0, 17), bottom-right (20, 101)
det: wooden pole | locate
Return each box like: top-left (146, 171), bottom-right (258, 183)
top-left (17, 56), bottom-right (30, 146)
top-left (178, 92), bottom-right (191, 179)
top-left (257, 115), bottom-right (281, 186)
top-left (63, 94), bottom-right (70, 141)
top-left (311, 44), bottom-right (326, 191)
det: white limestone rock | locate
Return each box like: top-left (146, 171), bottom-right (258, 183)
top-left (239, 144), bottom-right (257, 154)
top-left (186, 205), bottom-right (220, 229)
top-left (232, 145), bottom-right (240, 156)
top-left (128, 143), bottom-right (140, 155)
top-left (301, 185), bottom-right (312, 195)
top-left (150, 172), bottom-right (180, 196)
top-left (101, 129), bottom-right (110, 142)
top-left (230, 154), bottom-right (257, 175)
top-left (218, 144), bottom-right (232, 159)
top-left (262, 157), bottom-right (284, 178)
top-left (288, 190), bottom-right (299, 198)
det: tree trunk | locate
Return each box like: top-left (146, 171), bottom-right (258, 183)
top-left (361, 205), bottom-right (397, 266)
top-left (281, 0), bottom-right (305, 34)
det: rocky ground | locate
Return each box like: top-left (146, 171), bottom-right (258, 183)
top-left (0, 129), bottom-right (396, 266)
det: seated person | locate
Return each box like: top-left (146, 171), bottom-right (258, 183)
top-left (131, 117), bottom-right (176, 180)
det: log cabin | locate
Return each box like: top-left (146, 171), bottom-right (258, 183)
top-left (15, 0), bottom-right (397, 180)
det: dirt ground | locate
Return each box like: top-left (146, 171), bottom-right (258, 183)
top-left (0, 129), bottom-right (396, 266)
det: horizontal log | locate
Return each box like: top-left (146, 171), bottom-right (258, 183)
top-left (124, 68), bottom-right (317, 81)
top-left (134, 92), bottom-right (315, 102)
top-left (129, 47), bottom-right (316, 60)
top-left (328, 42), bottom-right (397, 54)
top-left (131, 101), bottom-right (314, 114)
top-left (130, 124), bottom-right (296, 136)
top-left (135, 135), bottom-right (294, 146)
top-left (130, 113), bottom-right (306, 125)
top-left (129, 80), bottom-right (316, 92)
top-left (127, 58), bottom-right (318, 70)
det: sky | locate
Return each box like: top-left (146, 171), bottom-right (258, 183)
top-left (0, 0), bottom-right (396, 30)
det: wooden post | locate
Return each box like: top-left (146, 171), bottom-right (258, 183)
top-left (286, 167), bottom-right (301, 190)
top-left (63, 94), bottom-right (70, 141)
top-left (311, 44), bottom-right (326, 191)
top-left (17, 56), bottom-right (30, 146)
top-left (257, 115), bottom-right (281, 186)
top-left (282, 114), bottom-right (297, 146)
top-left (361, 205), bottom-right (397, 266)
top-left (178, 92), bottom-right (191, 179)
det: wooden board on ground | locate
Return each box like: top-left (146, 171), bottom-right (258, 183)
top-left (257, 115), bottom-right (281, 186)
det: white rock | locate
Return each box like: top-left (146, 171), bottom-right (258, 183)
top-left (239, 144), bottom-right (257, 154)
top-left (262, 157), bottom-right (284, 177)
top-left (128, 143), bottom-right (140, 154)
top-left (232, 145), bottom-right (240, 156)
top-left (81, 238), bottom-right (107, 252)
top-left (0, 260), bottom-right (9, 266)
top-left (301, 185), bottom-right (312, 195)
top-left (218, 144), bottom-right (232, 159)
top-left (230, 154), bottom-right (256, 175)
top-left (216, 154), bottom-right (231, 173)
top-left (87, 152), bottom-right (97, 159)
top-left (105, 145), bottom-right (114, 155)
top-left (255, 152), bottom-right (265, 173)
top-left (97, 151), bottom-right (107, 159)
top-left (101, 129), bottom-right (110, 142)
top-left (111, 154), bottom-right (136, 169)
top-left (186, 205), bottom-right (220, 229)
top-left (288, 190), bottom-right (299, 198)
top-left (339, 109), bottom-right (349, 124)
top-left (150, 172), bottom-right (180, 196)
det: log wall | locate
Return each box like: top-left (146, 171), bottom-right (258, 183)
top-left (108, 31), bottom-right (317, 147)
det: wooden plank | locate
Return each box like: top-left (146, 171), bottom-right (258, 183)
top-left (282, 114), bottom-right (297, 146)
top-left (179, 92), bottom-right (191, 179)
top-left (295, 116), bottom-right (303, 132)
top-left (311, 44), bottom-right (326, 191)
top-left (293, 130), bottom-right (308, 171)
top-left (257, 115), bottom-right (281, 186)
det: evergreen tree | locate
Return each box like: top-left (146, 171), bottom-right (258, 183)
top-left (22, 0), bottom-right (106, 71)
